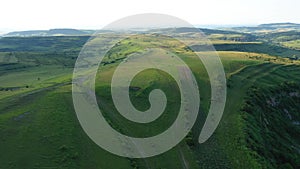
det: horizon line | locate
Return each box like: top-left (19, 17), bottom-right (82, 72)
top-left (1, 22), bottom-right (299, 35)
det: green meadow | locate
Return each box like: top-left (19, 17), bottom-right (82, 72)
top-left (0, 29), bottom-right (299, 169)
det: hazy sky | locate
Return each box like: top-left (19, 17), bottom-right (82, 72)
top-left (0, 0), bottom-right (299, 32)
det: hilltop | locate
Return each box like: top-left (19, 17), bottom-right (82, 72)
top-left (3, 29), bottom-right (95, 37)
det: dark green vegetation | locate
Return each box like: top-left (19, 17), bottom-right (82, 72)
top-left (193, 43), bottom-right (300, 59)
top-left (242, 81), bottom-right (300, 168)
top-left (0, 25), bottom-right (300, 169)
top-left (0, 36), bottom-right (89, 52)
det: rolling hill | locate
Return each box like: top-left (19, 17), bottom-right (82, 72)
top-left (0, 26), bottom-right (299, 169)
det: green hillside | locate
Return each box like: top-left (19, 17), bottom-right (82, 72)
top-left (0, 29), bottom-right (299, 169)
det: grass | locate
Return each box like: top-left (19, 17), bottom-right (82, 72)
top-left (281, 40), bottom-right (300, 50)
top-left (0, 36), bottom-right (89, 52)
top-left (0, 85), bottom-right (133, 169)
top-left (0, 65), bottom-right (72, 100)
top-left (192, 43), bottom-right (300, 59)
top-left (216, 62), bottom-right (300, 169)
top-left (242, 81), bottom-right (300, 168)
top-left (0, 33), bottom-right (300, 169)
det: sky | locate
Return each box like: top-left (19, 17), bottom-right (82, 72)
top-left (0, 0), bottom-right (299, 33)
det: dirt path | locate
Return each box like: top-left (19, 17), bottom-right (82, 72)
top-left (179, 146), bottom-right (189, 169)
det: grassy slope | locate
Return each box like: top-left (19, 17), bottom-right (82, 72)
top-left (0, 85), bottom-right (134, 169)
top-left (0, 34), bottom-right (299, 169)
top-left (216, 62), bottom-right (300, 169)
top-left (241, 74), bottom-right (300, 168)
top-left (193, 43), bottom-right (300, 59)
top-left (1, 51), bottom-right (292, 169)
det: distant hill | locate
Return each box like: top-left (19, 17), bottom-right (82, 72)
top-left (4, 29), bottom-right (95, 37)
top-left (148, 27), bottom-right (242, 35)
top-left (3, 27), bottom-right (252, 38)
top-left (223, 23), bottom-right (300, 34)
top-left (4, 23), bottom-right (300, 37)
top-left (258, 23), bottom-right (300, 28)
